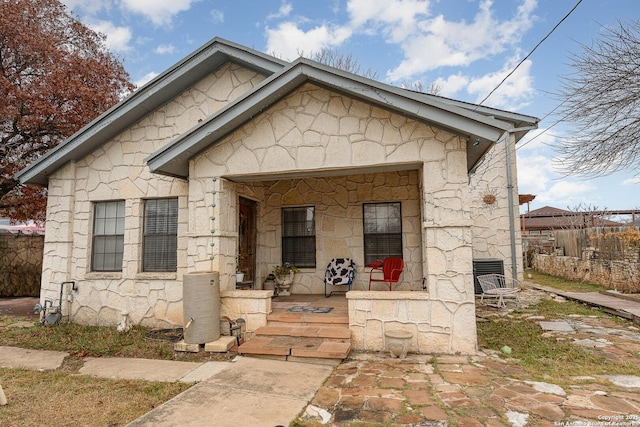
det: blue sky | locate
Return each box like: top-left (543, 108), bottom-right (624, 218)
top-left (61, 0), bottom-right (640, 213)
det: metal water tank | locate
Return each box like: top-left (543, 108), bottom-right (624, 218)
top-left (472, 258), bottom-right (504, 294)
top-left (182, 272), bottom-right (220, 344)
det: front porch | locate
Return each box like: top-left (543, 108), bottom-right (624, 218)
top-left (223, 288), bottom-right (476, 358)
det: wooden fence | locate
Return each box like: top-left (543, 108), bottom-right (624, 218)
top-left (554, 227), bottom-right (629, 259)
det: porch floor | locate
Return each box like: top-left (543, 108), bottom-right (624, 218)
top-left (238, 294), bottom-right (351, 361)
top-left (269, 294), bottom-right (348, 326)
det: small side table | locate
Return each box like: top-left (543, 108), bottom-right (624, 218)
top-left (236, 281), bottom-right (254, 290)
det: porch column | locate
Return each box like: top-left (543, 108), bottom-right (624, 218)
top-left (187, 170), bottom-right (238, 290)
top-left (421, 149), bottom-right (477, 354)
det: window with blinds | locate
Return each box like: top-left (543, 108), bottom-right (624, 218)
top-left (143, 198), bottom-right (178, 272)
top-left (92, 200), bottom-right (125, 272)
top-left (363, 202), bottom-right (403, 264)
top-left (282, 206), bottom-right (315, 268)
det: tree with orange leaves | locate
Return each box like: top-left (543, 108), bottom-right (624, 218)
top-left (0, 0), bottom-right (135, 222)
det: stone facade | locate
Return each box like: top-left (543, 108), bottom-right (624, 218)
top-left (233, 172), bottom-right (423, 294)
top-left (39, 64), bottom-right (265, 327)
top-left (35, 58), bottom-right (523, 355)
top-left (469, 137), bottom-right (523, 280)
top-left (0, 234), bottom-right (44, 296)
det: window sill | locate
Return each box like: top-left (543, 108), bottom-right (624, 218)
top-left (135, 272), bottom-right (177, 280)
top-left (85, 272), bottom-right (123, 280)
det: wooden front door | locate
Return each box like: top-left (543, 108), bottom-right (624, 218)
top-left (238, 198), bottom-right (256, 281)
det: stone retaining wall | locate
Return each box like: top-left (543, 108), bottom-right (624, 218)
top-left (220, 290), bottom-right (272, 334)
top-left (346, 290), bottom-right (477, 355)
top-left (532, 253), bottom-right (640, 292)
top-left (0, 234), bottom-right (43, 296)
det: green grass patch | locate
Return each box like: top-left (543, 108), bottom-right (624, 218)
top-left (525, 270), bottom-right (609, 293)
top-left (527, 298), bottom-right (603, 318)
top-left (477, 315), bottom-right (640, 383)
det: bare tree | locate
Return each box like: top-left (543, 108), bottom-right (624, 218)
top-left (562, 203), bottom-right (612, 229)
top-left (555, 20), bottom-right (640, 177)
top-left (298, 47), bottom-right (442, 95)
top-left (298, 47), bottom-right (379, 80)
top-left (399, 80), bottom-right (441, 95)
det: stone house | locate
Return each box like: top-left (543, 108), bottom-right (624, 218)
top-left (17, 38), bottom-right (538, 354)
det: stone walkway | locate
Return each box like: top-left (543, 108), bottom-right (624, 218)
top-left (298, 287), bottom-right (640, 426)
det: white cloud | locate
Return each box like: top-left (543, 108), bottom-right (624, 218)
top-left (386, 0), bottom-right (537, 80)
top-left (517, 127), bottom-right (557, 152)
top-left (89, 20), bottom-right (133, 53)
top-left (347, 0), bottom-right (430, 42)
top-left (431, 57), bottom-right (535, 109)
top-left (210, 9), bottom-right (224, 24)
top-left (433, 73), bottom-right (470, 97)
top-left (119, 0), bottom-right (197, 26)
top-left (517, 149), bottom-right (597, 207)
top-left (543, 180), bottom-right (596, 205)
top-left (516, 153), bottom-right (554, 196)
top-left (466, 58), bottom-right (534, 109)
top-left (268, 2), bottom-right (293, 20)
top-left (155, 44), bottom-right (176, 55)
top-left (265, 22), bottom-right (352, 60)
top-left (135, 71), bottom-right (159, 89)
top-left (622, 177), bottom-right (640, 185)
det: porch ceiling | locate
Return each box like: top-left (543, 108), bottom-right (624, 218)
top-left (222, 162), bottom-right (423, 183)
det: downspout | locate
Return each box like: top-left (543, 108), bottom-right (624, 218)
top-left (502, 126), bottom-right (537, 283)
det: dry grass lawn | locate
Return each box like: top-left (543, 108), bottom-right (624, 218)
top-left (0, 316), bottom-right (232, 426)
top-left (0, 368), bottom-right (189, 426)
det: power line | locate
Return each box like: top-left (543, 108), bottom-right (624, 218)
top-left (476, 0), bottom-right (584, 108)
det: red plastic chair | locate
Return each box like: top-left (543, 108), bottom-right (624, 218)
top-left (368, 257), bottom-right (404, 291)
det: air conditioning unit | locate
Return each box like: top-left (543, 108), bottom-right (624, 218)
top-left (472, 258), bottom-right (504, 294)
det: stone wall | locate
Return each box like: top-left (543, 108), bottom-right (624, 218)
top-left (468, 135), bottom-right (523, 280)
top-left (220, 290), bottom-right (272, 334)
top-left (533, 252), bottom-right (640, 293)
top-left (347, 291), bottom-right (476, 354)
top-left (0, 234), bottom-right (44, 296)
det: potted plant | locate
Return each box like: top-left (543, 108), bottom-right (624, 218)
top-left (272, 262), bottom-right (298, 296)
top-left (235, 255), bottom-right (244, 283)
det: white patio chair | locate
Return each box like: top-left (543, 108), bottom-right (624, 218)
top-left (477, 273), bottom-right (521, 308)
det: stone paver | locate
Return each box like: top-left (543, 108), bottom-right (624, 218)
top-left (296, 287), bottom-right (640, 426)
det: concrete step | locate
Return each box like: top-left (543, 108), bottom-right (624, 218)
top-left (255, 325), bottom-right (351, 340)
top-left (266, 311), bottom-right (349, 327)
top-left (238, 336), bottom-right (351, 360)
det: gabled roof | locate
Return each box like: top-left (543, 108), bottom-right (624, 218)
top-left (18, 37), bottom-right (539, 185)
top-left (146, 57), bottom-right (536, 178)
top-left (16, 38), bottom-right (286, 186)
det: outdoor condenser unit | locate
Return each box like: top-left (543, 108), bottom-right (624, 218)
top-left (472, 258), bottom-right (504, 294)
